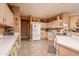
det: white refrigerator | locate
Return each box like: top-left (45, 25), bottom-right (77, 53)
top-left (32, 23), bottom-right (41, 40)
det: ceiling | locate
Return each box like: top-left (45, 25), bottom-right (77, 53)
top-left (10, 3), bottom-right (79, 18)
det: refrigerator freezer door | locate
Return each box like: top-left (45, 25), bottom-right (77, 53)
top-left (32, 23), bottom-right (41, 40)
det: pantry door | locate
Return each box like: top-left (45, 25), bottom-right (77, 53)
top-left (21, 19), bottom-right (30, 40)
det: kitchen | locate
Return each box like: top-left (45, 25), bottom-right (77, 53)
top-left (0, 3), bottom-right (79, 56)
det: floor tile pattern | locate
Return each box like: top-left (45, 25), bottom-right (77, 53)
top-left (18, 39), bottom-right (56, 56)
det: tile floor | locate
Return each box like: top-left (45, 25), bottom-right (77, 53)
top-left (18, 39), bottom-right (56, 56)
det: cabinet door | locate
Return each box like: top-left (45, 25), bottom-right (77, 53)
top-left (6, 4), bottom-right (14, 27)
top-left (3, 4), bottom-right (7, 25)
top-left (0, 4), bottom-right (3, 24)
top-left (9, 11), bottom-right (14, 27)
top-left (6, 4), bottom-right (10, 26)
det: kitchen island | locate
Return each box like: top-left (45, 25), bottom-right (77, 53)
top-left (56, 35), bottom-right (79, 56)
top-left (0, 33), bottom-right (20, 56)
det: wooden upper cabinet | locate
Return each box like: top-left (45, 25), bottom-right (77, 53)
top-left (8, 5), bottom-right (14, 27)
top-left (0, 4), bottom-right (4, 24)
top-left (5, 4), bottom-right (10, 26)
top-left (3, 4), bottom-right (7, 25)
top-left (2, 3), bottom-right (14, 27)
top-left (69, 16), bottom-right (79, 29)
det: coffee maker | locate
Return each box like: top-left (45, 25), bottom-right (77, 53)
top-left (4, 27), bottom-right (14, 35)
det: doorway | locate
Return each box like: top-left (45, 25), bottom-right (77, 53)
top-left (21, 19), bottom-right (30, 40)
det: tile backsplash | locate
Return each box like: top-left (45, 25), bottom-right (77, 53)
top-left (0, 25), bottom-right (5, 34)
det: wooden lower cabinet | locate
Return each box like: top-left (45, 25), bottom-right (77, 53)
top-left (58, 45), bottom-right (79, 56)
top-left (9, 36), bottom-right (21, 56)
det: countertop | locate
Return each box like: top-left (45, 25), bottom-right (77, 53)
top-left (56, 35), bottom-right (79, 52)
top-left (0, 33), bottom-right (19, 56)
